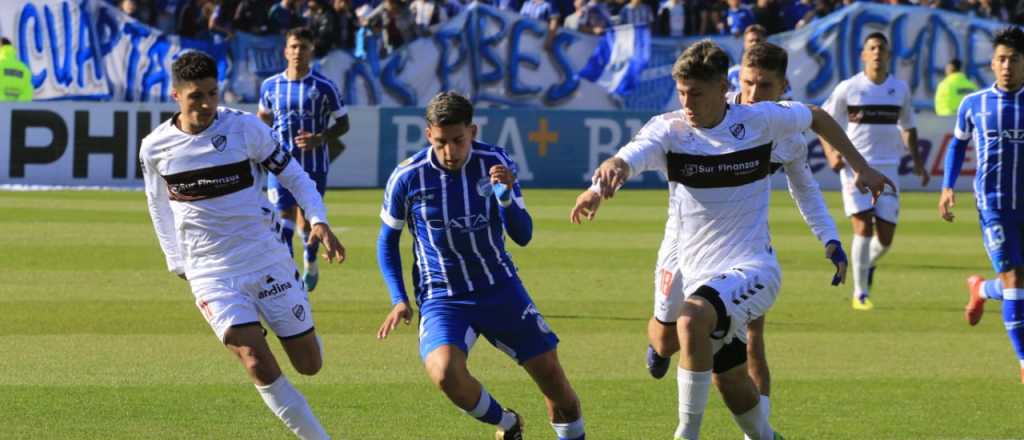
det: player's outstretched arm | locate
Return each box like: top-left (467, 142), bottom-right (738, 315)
top-left (808, 105), bottom-right (895, 198)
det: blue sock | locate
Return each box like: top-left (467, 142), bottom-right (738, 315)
top-left (553, 418), bottom-right (585, 440)
top-left (279, 219), bottom-right (296, 257)
top-left (301, 230), bottom-right (319, 264)
top-left (467, 388), bottom-right (504, 425)
top-left (1003, 289), bottom-right (1024, 362)
top-left (983, 279), bottom-right (1004, 300)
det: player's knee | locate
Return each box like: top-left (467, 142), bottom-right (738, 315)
top-left (293, 354), bottom-right (322, 376)
top-left (679, 297), bottom-right (720, 338)
top-left (427, 362), bottom-right (467, 392)
top-left (237, 349), bottom-right (278, 382)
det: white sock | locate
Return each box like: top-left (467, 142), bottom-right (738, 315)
top-left (306, 260), bottom-right (319, 274)
top-left (674, 367), bottom-right (712, 440)
top-left (733, 395), bottom-right (774, 440)
top-left (256, 375), bottom-right (331, 440)
top-left (851, 234), bottom-right (871, 298)
top-left (868, 236), bottom-right (889, 267)
top-left (552, 417), bottom-right (585, 439)
top-left (498, 411), bottom-right (518, 431)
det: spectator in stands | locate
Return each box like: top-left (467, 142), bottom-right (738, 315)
top-left (154, 0), bottom-right (184, 32)
top-left (578, 0), bottom-right (613, 35)
top-left (964, 0), bottom-right (1010, 19)
top-left (563, 0), bottom-right (587, 30)
top-left (722, 0), bottom-right (755, 36)
top-left (934, 59), bottom-right (979, 117)
top-left (307, 0), bottom-right (341, 57)
top-left (655, 0), bottom-right (685, 36)
top-left (210, 0), bottom-right (241, 37)
top-left (269, 0), bottom-right (308, 34)
top-left (364, 0), bottom-right (415, 54)
top-left (497, 0), bottom-right (526, 12)
top-left (0, 38), bottom-right (32, 102)
top-left (332, 0), bottom-right (360, 50)
top-left (410, 0), bottom-right (449, 37)
top-left (177, 0), bottom-right (215, 39)
top-left (752, 0), bottom-right (782, 34)
top-left (521, 0), bottom-right (562, 42)
top-left (619, 0), bottom-right (655, 25)
top-left (120, 0), bottom-right (154, 22)
top-left (233, 0), bottom-right (272, 34)
top-left (782, 0), bottom-right (813, 31)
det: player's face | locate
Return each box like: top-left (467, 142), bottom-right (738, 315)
top-left (743, 32), bottom-right (765, 51)
top-left (676, 77), bottom-right (728, 128)
top-left (739, 66), bottom-right (787, 104)
top-left (861, 38), bottom-right (890, 74)
top-left (427, 123), bottom-right (477, 171)
top-left (285, 36), bottom-right (314, 69)
top-left (992, 44), bottom-right (1024, 91)
top-left (171, 77), bottom-right (219, 130)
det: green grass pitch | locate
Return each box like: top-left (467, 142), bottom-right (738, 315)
top-left (1, 189), bottom-right (1021, 439)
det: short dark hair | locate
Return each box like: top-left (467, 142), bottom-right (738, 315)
top-left (672, 40), bottom-right (730, 82)
top-left (864, 32), bottom-right (889, 47)
top-left (948, 59), bottom-right (962, 71)
top-left (172, 51), bottom-right (218, 85)
top-left (993, 26), bottom-right (1024, 54)
top-left (426, 92), bottom-right (474, 127)
top-left (742, 42), bottom-right (788, 78)
top-left (285, 27), bottom-right (315, 43)
top-left (744, 24), bottom-right (767, 37)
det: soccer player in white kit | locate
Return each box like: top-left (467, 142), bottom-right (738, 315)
top-left (572, 40), bottom-right (891, 439)
top-left (820, 32), bottom-right (930, 310)
top-left (140, 52), bottom-right (345, 440)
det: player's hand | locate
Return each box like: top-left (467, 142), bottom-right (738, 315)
top-left (913, 163), bottom-right (931, 187)
top-left (489, 165), bottom-right (515, 186)
top-left (593, 159), bottom-right (628, 198)
top-left (570, 189), bottom-right (603, 224)
top-left (825, 240), bottom-right (848, 286)
top-left (377, 301), bottom-right (412, 339)
top-left (852, 166), bottom-right (896, 201)
top-left (294, 130), bottom-right (324, 150)
top-left (308, 223), bottom-right (346, 263)
top-left (939, 188), bottom-right (956, 222)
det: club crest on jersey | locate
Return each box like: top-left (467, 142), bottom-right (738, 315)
top-left (476, 177), bottom-right (493, 197)
top-left (292, 304), bottom-right (306, 321)
top-left (212, 135), bottom-right (227, 152)
top-left (729, 123), bottom-right (746, 140)
top-left (307, 87), bottom-right (320, 101)
top-left (521, 304), bottom-right (551, 334)
top-left (887, 88), bottom-right (895, 95)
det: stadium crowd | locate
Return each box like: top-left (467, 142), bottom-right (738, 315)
top-left (110, 0), bottom-right (1024, 58)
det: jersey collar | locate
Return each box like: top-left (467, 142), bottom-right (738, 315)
top-left (427, 145), bottom-right (475, 173)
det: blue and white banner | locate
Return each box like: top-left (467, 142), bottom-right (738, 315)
top-left (1, 0), bottom-right (226, 101)
top-left (228, 32), bottom-right (285, 103)
top-left (775, 2), bottom-right (1007, 109)
top-left (578, 24), bottom-right (651, 98)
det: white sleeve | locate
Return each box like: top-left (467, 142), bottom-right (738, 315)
top-left (141, 150), bottom-right (185, 274)
top-left (898, 82), bottom-right (917, 130)
top-left (245, 117), bottom-right (330, 226)
top-left (613, 116), bottom-right (669, 177)
top-left (761, 101), bottom-right (813, 141)
top-left (821, 82), bottom-right (848, 132)
top-left (783, 155), bottom-right (840, 245)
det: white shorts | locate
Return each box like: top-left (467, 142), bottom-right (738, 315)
top-left (189, 259), bottom-right (314, 342)
top-left (840, 164), bottom-right (900, 224)
top-left (653, 227), bottom-right (685, 324)
top-left (684, 259), bottom-right (781, 352)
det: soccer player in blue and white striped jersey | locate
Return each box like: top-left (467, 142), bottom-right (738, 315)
top-left (258, 27), bottom-right (349, 292)
top-left (375, 92), bottom-right (586, 440)
top-left (940, 26), bottom-right (1024, 383)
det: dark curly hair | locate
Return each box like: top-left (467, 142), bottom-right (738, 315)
top-left (172, 51), bottom-right (217, 85)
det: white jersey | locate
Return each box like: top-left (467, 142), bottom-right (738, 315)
top-left (141, 107), bottom-right (329, 280)
top-left (616, 101), bottom-right (813, 281)
top-left (822, 72), bottom-right (915, 166)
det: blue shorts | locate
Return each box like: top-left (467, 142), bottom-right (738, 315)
top-left (978, 209), bottom-right (1024, 274)
top-left (268, 171), bottom-right (327, 211)
top-left (417, 281), bottom-right (559, 364)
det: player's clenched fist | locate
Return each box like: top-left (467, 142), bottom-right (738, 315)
top-left (489, 165), bottom-right (515, 185)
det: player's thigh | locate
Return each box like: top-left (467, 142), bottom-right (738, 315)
top-left (476, 282), bottom-right (559, 365)
top-left (746, 315), bottom-right (766, 362)
top-left (692, 261), bottom-right (780, 353)
top-left (840, 166), bottom-right (876, 218)
top-left (418, 298), bottom-right (478, 362)
top-left (979, 209), bottom-right (1024, 275)
top-left (190, 276), bottom-right (262, 343)
top-left (243, 263), bottom-right (316, 341)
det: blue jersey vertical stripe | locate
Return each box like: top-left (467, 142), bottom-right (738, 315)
top-left (259, 71), bottom-right (347, 175)
top-left (959, 85), bottom-right (1024, 211)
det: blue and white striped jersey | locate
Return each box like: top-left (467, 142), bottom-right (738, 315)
top-left (380, 142), bottom-right (525, 302)
top-left (258, 70), bottom-right (347, 174)
top-left (949, 85), bottom-right (1024, 211)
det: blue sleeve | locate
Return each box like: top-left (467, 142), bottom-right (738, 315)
top-left (381, 170), bottom-right (408, 230)
top-left (943, 99), bottom-right (974, 189)
top-left (500, 190), bottom-right (533, 247)
top-left (259, 80), bottom-right (272, 112)
top-left (377, 223), bottom-right (408, 305)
